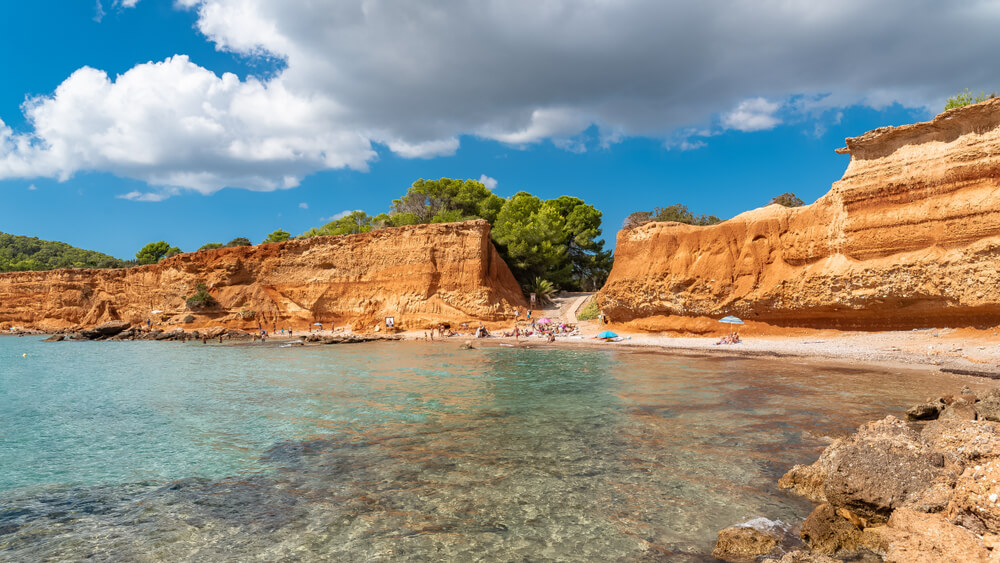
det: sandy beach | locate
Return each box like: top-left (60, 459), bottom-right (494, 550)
top-left (397, 323), bottom-right (1000, 380)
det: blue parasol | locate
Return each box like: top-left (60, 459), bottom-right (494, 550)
top-left (597, 330), bottom-right (618, 338)
top-left (719, 316), bottom-right (744, 337)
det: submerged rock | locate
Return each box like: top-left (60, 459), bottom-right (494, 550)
top-left (761, 550), bottom-right (838, 563)
top-left (712, 518), bottom-right (789, 562)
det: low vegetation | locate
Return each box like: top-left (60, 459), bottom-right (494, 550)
top-left (185, 283), bottom-right (218, 310)
top-left (945, 89), bottom-right (996, 110)
top-left (225, 237), bottom-right (252, 247)
top-left (198, 242), bottom-right (223, 251)
top-left (576, 299), bottom-right (600, 321)
top-left (0, 232), bottom-right (128, 272)
top-left (623, 204), bottom-right (722, 229)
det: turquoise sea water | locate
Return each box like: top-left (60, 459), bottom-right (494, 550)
top-left (0, 336), bottom-right (974, 561)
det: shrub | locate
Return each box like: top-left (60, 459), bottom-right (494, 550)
top-left (523, 277), bottom-right (557, 305)
top-left (225, 237), bottom-right (252, 247)
top-left (770, 192), bottom-right (804, 207)
top-left (198, 242), bottom-right (223, 251)
top-left (623, 205), bottom-right (721, 228)
top-left (945, 89), bottom-right (995, 110)
top-left (238, 309), bottom-right (256, 320)
top-left (577, 299), bottom-right (600, 321)
top-left (182, 314), bottom-right (195, 323)
top-left (186, 283), bottom-right (218, 310)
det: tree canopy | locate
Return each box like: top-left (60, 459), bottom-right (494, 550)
top-left (299, 178), bottom-right (612, 290)
top-left (225, 237), bottom-right (252, 247)
top-left (770, 192), bottom-right (805, 207)
top-left (262, 230), bottom-right (291, 244)
top-left (300, 211), bottom-right (374, 238)
top-left (0, 232), bottom-right (127, 272)
top-left (198, 242), bottom-right (223, 251)
top-left (136, 241), bottom-right (181, 265)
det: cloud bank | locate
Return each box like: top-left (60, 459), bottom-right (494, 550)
top-left (3, 0), bottom-right (999, 198)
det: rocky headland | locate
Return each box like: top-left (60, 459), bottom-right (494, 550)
top-left (0, 220), bottom-right (526, 333)
top-left (714, 386), bottom-right (1000, 562)
top-left (599, 98), bottom-right (1000, 331)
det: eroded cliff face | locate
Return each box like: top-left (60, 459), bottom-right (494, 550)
top-left (0, 220), bottom-right (526, 331)
top-left (599, 98), bottom-right (1000, 330)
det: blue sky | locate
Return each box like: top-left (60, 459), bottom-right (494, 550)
top-left (0, 1), bottom-right (993, 259)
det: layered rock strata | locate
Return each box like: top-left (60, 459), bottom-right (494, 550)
top-left (599, 99), bottom-right (1000, 330)
top-left (0, 220), bottom-right (526, 331)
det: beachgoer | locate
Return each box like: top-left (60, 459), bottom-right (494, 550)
top-left (527, 310), bottom-right (531, 320)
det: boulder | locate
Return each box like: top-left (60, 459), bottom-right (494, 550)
top-left (947, 457), bottom-right (1000, 535)
top-left (779, 440), bottom-right (842, 503)
top-left (712, 518), bottom-right (788, 562)
top-left (822, 416), bottom-right (944, 524)
top-left (42, 334), bottom-right (64, 342)
top-left (93, 320), bottom-right (130, 336)
top-left (906, 401), bottom-right (943, 421)
top-left (940, 398), bottom-right (978, 421)
top-left (884, 507), bottom-right (989, 563)
top-left (800, 503), bottom-right (865, 554)
top-left (79, 329), bottom-right (103, 340)
top-left (975, 389), bottom-right (1000, 422)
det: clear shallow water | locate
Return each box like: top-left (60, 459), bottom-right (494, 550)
top-left (0, 336), bottom-right (973, 561)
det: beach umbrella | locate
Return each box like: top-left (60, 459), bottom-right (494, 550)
top-left (719, 316), bottom-right (744, 337)
top-left (313, 322), bottom-right (323, 326)
top-left (597, 330), bottom-right (618, 338)
top-left (538, 318), bottom-right (551, 323)
top-left (151, 310), bottom-right (163, 314)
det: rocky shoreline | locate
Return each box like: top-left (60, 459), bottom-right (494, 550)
top-left (714, 386), bottom-right (1000, 562)
top-left (8, 321), bottom-right (402, 345)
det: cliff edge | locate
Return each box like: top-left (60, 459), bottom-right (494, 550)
top-left (598, 98), bottom-right (1000, 330)
top-left (0, 220), bottom-right (527, 331)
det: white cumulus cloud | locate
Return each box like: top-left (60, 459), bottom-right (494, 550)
top-left (2, 0), bottom-right (1000, 198)
top-left (298, 202), bottom-right (308, 209)
top-left (322, 209), bottom-right (361, 222)
top-left (722, 98), bottom-right (782, 132)
top-left (478, 174), bottom-right (498, 190)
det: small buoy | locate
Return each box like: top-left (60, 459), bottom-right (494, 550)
top-left (22, 353), bottom-right (27, 357)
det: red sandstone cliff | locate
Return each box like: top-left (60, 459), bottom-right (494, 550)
top-left (598, 98), bottom-right (1000, 330)
top-left (0, 220), bottom-right (527, 331)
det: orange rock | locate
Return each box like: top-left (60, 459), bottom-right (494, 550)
top-left (0, 221), bottom-right (526, 332)
top-left (885, 507), bottom-right (990, 563)
top-left (598, 98), bottom-right (1000, 330)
